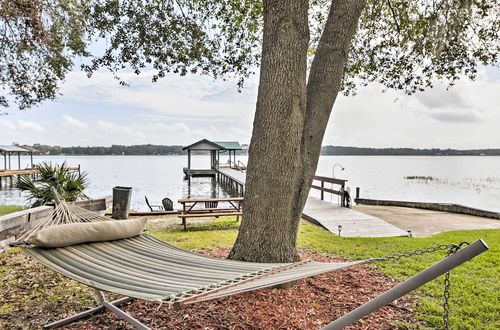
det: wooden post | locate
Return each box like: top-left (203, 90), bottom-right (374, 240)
top-left (340, 181), bottom-right (346, 207)
top-left (187, 150), bottom-right (191, 170)
top-left (320, 180), bottom-right (324, 200)
top-left (17, 151), bottom-right (21, 170)
top-left (356, 187), bottom-right (360, 199)
top-left (30, 152), bottom-right (33, 169)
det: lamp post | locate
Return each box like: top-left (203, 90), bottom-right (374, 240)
top-left (332, 163), bottom-right (345, 178)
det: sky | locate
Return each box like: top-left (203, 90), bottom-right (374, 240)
top-left (1, 65), bottom-right (499, 149)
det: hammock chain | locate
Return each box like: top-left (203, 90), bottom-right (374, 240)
top-left (366, 243), bottom-right (458, 263)
top-left (442, 241), bottom-right (470, 329)
top-left (367, 241), bottom-right (470, 330)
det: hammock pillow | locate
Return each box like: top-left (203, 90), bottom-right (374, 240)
top-left (31, 218), bottom-right (147, 248)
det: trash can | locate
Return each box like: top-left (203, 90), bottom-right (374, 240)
top-left (112, 186), bottom-right (132, 219)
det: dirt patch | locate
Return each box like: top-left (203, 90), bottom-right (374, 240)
top-left (65, 248), bottom-right (416, 329)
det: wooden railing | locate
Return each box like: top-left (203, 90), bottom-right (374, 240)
top-left (237, 160), bottom-right (247, 171)
top-left (311, 175), bottom-right (348, 207)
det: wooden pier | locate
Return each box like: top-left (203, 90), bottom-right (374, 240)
top-left (0, 166), bottom-right (80, 187)
top-left (211, 172), bottom-right (408, 237)
top-left (303, 197), bottom-right (409, 237)
top-left (209, 168), bottom-right (408, 237)
top-left (217, 167), bottom-right (245, 196)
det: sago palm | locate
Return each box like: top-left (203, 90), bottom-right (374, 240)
top-left (16, 161), bottom-right (89, 207)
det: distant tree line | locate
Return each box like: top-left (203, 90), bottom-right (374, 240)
top-left (29, 144), bottom-right (186, 155)
top-left (21, 144), bottom-right (500, 156)
top-left (321, 146), bottom-right (500, 156)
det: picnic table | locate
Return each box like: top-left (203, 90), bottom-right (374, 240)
top-left (177, 197), bottom-right (244, 231)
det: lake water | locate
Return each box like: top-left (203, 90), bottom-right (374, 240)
top-left (1, 155), bottom-right (499, 212)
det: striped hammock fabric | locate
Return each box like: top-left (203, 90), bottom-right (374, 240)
top-left (24, 234), bottom-right (365, 305)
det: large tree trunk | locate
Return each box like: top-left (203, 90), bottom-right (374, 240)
top-left (229, 0), bottom-right (367, 263)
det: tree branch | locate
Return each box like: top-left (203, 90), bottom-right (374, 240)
top-left (385, 0), bottom-right (401, 33)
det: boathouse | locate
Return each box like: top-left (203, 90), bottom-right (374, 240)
top-left (182, 139), bottom-right (243, 178)
top-left (0, 145), bottom-right (35, 170)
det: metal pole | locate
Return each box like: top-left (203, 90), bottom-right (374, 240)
top-left (44, 296), bottom-right (133, 329)
top-left (95, 290), bottom-right (150, 330)
top-left (321, 239), bottom-right (489, 330)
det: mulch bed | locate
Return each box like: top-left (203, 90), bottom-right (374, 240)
top-left (66, 248), bottom-right (417, 329)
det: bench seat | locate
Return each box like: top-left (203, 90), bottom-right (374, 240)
top-left (178, 212), bottom-right (242, 230)
top-left (179, 212), bottom-right (242, 218)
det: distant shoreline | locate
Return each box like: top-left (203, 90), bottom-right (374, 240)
top-left (18, 144), bottom-right (500, 157)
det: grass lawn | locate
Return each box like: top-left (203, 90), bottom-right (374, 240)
top-left (0, 205), bottom-right (24, 216)
top-left (1, 215), bottom-right (498, 329)
top-left (151, 218), bottom-right (499, 329)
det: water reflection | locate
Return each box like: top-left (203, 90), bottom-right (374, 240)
top-left (184, 176), bottom-right (241, 200)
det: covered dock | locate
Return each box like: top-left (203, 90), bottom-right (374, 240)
top-left (0, 145), bottom-right (79, 186)
top-left (182, 139), bottom-right (243, 179)
top-left (0, 145), bottom-right (36, 171)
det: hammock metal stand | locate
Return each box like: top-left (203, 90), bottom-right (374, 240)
top-left (322, 238), bottom-right (489, 330)
top-left (44, 292), bottom-right (140, 329)
top-left (38, 239), bottom-right (488, 329)
top-left (15, 193), bottom-right (489, 329)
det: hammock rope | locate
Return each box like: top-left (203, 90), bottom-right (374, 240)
top-left (14, 198), bottom-right (111, 245)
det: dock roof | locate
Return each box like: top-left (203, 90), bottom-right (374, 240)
top-left (213, 141), bottom-right (242, 150)
top-left (0, 145), bottom-right (30, 153)
top-left (182, 139), bottom-right (242, 151)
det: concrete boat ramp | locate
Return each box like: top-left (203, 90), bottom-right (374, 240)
top-left (303, 197), bottom-right (409, 237)
top-left (217, 167), bottom-right (408, 238)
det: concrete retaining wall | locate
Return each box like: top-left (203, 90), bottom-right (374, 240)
top-left (0, 196), bottom-right (112, 252)
top-left (354, 198), bottom-right (500, 220)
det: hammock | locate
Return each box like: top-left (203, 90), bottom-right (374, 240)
top-left (14, 197), bottom-right (488, 330)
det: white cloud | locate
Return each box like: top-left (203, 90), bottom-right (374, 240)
top-left (0, 119), bottom-right (44, 132)
top-left (60, 70), bottom-right (257, 123)
top-left (61, 115), bottom-right (88, 129)
top-left (427, 111), bottom-right (483, 123)
top-left (415, 88), bottom-right (470, 110)
top-left (0, 119), bottom-right (16, 130)
top-left (325, 67), bottom-right (500, 149)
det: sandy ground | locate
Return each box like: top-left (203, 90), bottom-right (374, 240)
top-left (353, 205), bottom-right (500, 237)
